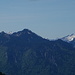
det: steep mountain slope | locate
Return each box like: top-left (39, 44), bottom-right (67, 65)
top-left (0, 29), bottom-right (75, 75)
top-left (61, 34), bottom-right (75, 47)
top-left (61, 34), bottom-right (75, 42)
top-left (70, 39), bottom-right (75, 47)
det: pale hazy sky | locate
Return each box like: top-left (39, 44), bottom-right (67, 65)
top-left (0, 0), bottom-right (75, 39)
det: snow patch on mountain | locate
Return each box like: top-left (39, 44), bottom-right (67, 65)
top-left (7, 32), bottom-right (13, 35)
top-left (61, 34), bottom-right (75, 42)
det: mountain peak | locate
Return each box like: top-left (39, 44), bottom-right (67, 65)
top-left (0, 31), bottom-right (6, 34)
top-left (12, 29), bottom-right (33, 37)
top-left (22, 29), bottom-right (30, 32)
top-left (8, 29), bottom-right (45, 44)
top-left (22, 29), bottom-right (33, 34)
top-left (61, 34), bottom-right (75, 42)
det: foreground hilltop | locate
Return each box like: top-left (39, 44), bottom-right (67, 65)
top-left (0, 29), bottom-right (75, 75)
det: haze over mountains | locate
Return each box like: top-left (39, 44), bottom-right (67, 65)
top-left (0, 29), bottom-right (75, 75)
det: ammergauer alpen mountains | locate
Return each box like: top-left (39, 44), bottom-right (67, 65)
top-left (0, 29), bottom-right (75, 75)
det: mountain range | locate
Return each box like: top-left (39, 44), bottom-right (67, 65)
top-left (0, 29), bottom-right (75, 75)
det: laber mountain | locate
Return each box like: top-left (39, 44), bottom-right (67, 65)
top-left (0, 29), bottom-right (75, 75)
